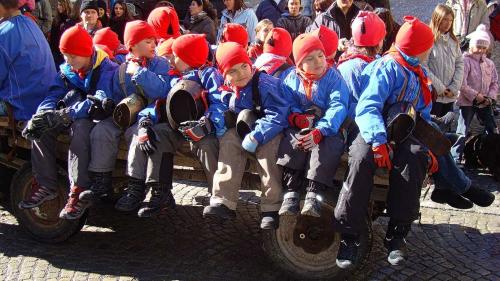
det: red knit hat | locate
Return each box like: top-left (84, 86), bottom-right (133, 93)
top-left (59, 25), bottom-right (93, 57)
top-left (157, 38), bottom-right (175, 57)
top-left (292, 34), bottom-right (325, 66)
top-left (395, 16), bottom-right (434, 56)
top-left (221, 23), bottom-right (249, 47)
top-left (263, 28), bottom-right (292, 57)
top-left (311, 25), bottom-right (339, 58)
top-left (124, 20), bottom-right (157, 49)
top-left (216, 42), bottom-right (252, 77)
top-left (352, 11), bottom-right (386, 47)
top-left (93, 27), bottom-right (120, 51)
top-left (147, 7), bottom-right (181, 40)
top-left (172, 34), bottom-right (209, 68)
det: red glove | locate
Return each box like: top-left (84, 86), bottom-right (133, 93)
top-left (298, 128), bottom-right (323, 151)
top-left (428, 151), bottom-right (439, 175)
top-left (372, 144), bottom-right (392, 170)
top-left (288, 112), bottom-right (316, 129)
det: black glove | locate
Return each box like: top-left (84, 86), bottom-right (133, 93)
top-left (87, 95), bottom-right (116, 121)
top-left (137, 118), bottom-right (158, 155)
top-left (22, 109), bottom-right (71, 140)
top-left (178, 117), bottom-right (213, 142)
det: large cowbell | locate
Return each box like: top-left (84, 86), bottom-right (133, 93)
top-left (384, 101), bottom-right (417, 144)
top-left (113, 89), bottom-right (148, 130)
top-left (166, 79), bottom-right (206, 129)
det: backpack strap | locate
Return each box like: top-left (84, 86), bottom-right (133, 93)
top-left (88, 64), bottom-right (102, 95)
top-left (118, 63), bottom-right (128, 98)
top-left (272, 63), bottom-right (291, 78)
top-left (251, 71), bottom-right (262, 115)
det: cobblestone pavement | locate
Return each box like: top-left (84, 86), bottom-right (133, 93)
top-left (0, 165), bottom-right (498, 281)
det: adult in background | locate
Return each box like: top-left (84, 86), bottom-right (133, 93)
top-left (374, 7), bottom-right (400, 53)
top-left (183, 0), bottom-right (217, 45)
top-left (312, 0), bottom-right (333, 19)
top-left (0, 0), bottom-right (56, 121)
top-left (78, 0), bottom-right (102, 36)
top-left (277, 0), bottom-right (312, 41)
top-left (33, 0), bottom-right (52, 36)
top-left (97, 0), bottom-right (108, 27)
top-left (446, 0), bottom-right (490, 50)
top-left (49, 0), bottom-right (78, 67)
top-left (366, 0), bottom-right (389, 8)
top-left (255, 0), bottom-right (287, 26)
top-left (218, 0), bottom-right (258, 43)
top-left (110, 0), bottom-right (133, 43)
top-left (424, 4), bottom-right (464, 119)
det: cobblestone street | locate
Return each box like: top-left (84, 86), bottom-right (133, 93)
top-left (0, 165), bottom-right (499, 281)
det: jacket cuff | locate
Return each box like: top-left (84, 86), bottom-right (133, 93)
top-left (251, 130), bottom-right (264, 144)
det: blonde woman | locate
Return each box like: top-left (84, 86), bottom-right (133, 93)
top-left (424, 4), bottom-right (464, 119)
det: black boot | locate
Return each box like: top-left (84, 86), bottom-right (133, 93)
top-left (137, 183), bottom-right (175, 217)
top-left (260, 211), bottom-right (279, 229)
top-left (301, 180), bottom-right (326, 217)
top-left (203, 203), bottom-right (236, 220)
top-left (462, 185), bottom-right (495, 207)
top-left (336, 233), bottom-right (361, 269)
top-left (279, 168), bottom-right (303, 216)
top-left (115, 177), bottom-right (147, 212)
top-left (430, 188), bottom-right (473, 209)
top-left (79, 172), bottom-right (113, 202)
top-left (384, 220), bottom-right (411, 266)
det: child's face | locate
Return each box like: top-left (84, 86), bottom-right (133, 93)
top-left (470, 45), bottom-right (488, 55)
top-left (225, 63), bottom-right (253, 88)
top-left (63, 53), bottom-right (92, 70)
top-left (438, 14), bottom-right (453, 34)
top-left (174, 56), bottom-right (190, 72)
top-left (299, 49), bottom-right (326, 76)
top-left (131, 38), bottom-right (157, 59)
top-left (81, 9), bottom-right (98, 26)
top-left (257, 24), bottom-right (273, 42)
top-left (288, 0), bottom-right (301, 16)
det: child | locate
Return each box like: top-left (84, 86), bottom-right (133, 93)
top-left (277, 34), bottom-right (349, 218)
top-left (203, 42), bottom-right (289, 230)
top-left (248, 19), bottom-right (273, 61)
top-left (451, 25), bottom-right (499, 162)
top-left (254, 27), bottom-right (294, 78)
top-left (219, 23), bottom-right (249, 48)
top-left (81, 20), bottom-right (173, 211)
top-left (19, 25), bottom-right (118, 220)
top-left (311, 25), bottom-right (339, 67)
top-left (147, 6), bottom-right (181, 41)
top-left (277, 0), bottom-right (312, 41)
top-left (93, 27), bottom-right (129, 64)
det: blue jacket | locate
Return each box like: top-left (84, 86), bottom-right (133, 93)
top-left (138, 67), bottom-right (226, 129)
top-left (0, 15), bottom-right (57, 121)
top-left (337, 58), bottom-right (370, 119)
top-left (220, 72), bottom-right (289, 145)
top-left (37, 49), bottom-right (118, 120)
top-left (218, 8), bottom-right (259, 43)
top-left (281, 67), bottom-right (349, 137)
top-left (255, 0), bottom-right (288, 26)
top-left (355, 51), bottom-right (433, 147)
top-left (110, 56), bottom-right (172, 105)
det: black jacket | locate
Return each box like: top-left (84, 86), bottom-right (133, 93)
top-left (276, 13), bottom-right (313, 41)
top-left (308, 2), bottom-right (370, 39)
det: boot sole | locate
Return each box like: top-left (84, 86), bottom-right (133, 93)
top-left (278, 209), bottom-right (299, 216)
top-left (431, 195), bottom-right (473, 209)
top-left (300, 207), bottom-right (321, 218)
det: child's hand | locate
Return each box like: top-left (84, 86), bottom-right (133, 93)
top-left (444, 89), bottom-right (455, 98)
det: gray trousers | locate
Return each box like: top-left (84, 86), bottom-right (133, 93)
top-left (276, 128), bottom-right (344, 188)
top-left (32, 119), bottom-right (94, 190)
top-left (88, 118), bottom-right (136, 172)
top-left (334, 133), bottom-right (428, 234)
top-left (190, 135), bottom-right (219, 191)
top-left (127, 122), bottom-right (183, 183)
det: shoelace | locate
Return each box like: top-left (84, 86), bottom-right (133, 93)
top-left (29, 185), bottom-right (50, 201)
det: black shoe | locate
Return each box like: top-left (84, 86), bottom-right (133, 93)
top-left (115, 177), bottom-right (147, 212)
top-left (430, 188), bottom-right (473, 209)
top-left (336, 233), bottom-right (360, 269)
top-left (203, 203), bottom-right (236, 220)
top-left (260, 212), bottom-right (279, 229)
top-left (462, 186), bottom-right (495, 207)
top-left (137, 183), bottom-right (176, 218)
top-left (79, 172), bottom-right (113, 202)
top-left (384, 221), bottom-right (410, 266)
top-left (278, 191), bottom-right (300, 216)
top-left (301, 191), bottom-right (322, 217)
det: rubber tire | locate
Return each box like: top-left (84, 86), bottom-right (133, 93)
top-left (10, 163), bottom-right (87, 243)
top-left (262, 216), bottom-right (372, 280)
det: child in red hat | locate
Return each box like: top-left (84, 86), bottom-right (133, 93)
top-left (311, 25), bottom-right (339, 67)
top-left (82, 20), bottom-right (178, 218)
top-left (202, 42), bottom-right (289, 230)
top-left (20, 25), bottom-right (119, 221)
top-left (219, 23), bottom-right (249, 48)
top-left (277, 33), bottom-right (349, 219)
top-left (147, 6), bottom-right (181, 41)
top-left (247, 19), bottom-right (273, 61)
top-left (254, 27), bottom-right (294, 78)
top-left (93, 27), bottom-right (129, 64)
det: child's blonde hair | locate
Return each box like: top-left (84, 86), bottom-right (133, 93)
top-left (255, 19), bottom-right (273, 33)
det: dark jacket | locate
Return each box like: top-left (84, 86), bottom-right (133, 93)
top-left (50, 14), bottom-right (77, 66)
top-left (382, 22), bottom-right (400, 53)
top-left (276, 13), bottom-right (313, 41)
top-left (184, 12), bottom-right (217, 45)
top-left (110, 17), bottom-right (129, 43)
top-left (308, 2), bottom-right (368, 39)
top-left (255, 0), bottom-right (288, 26)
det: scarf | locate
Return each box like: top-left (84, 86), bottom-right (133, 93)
top-left (296, 66), bottom-right (327, 101)
top-left (387, 47), bottom-right (432, 106)
top-left (190, 11), bottom-right (208, 25)
top-left (337, 52), bottom-right (375, 66)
